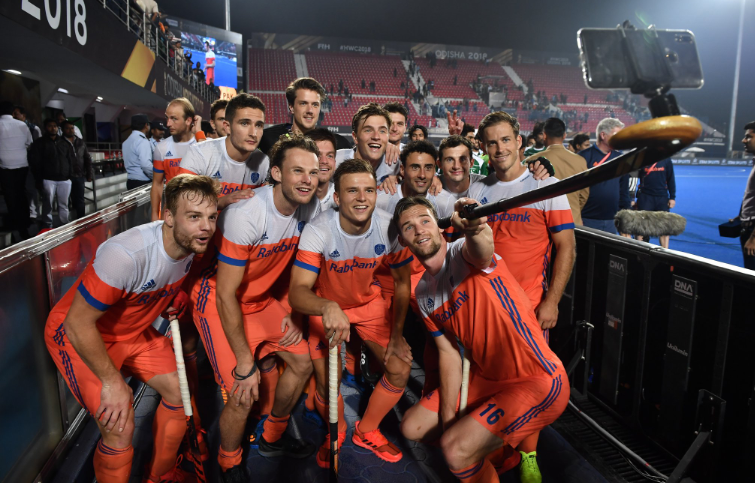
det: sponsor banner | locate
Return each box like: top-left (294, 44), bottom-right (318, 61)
top-left (1, 0), bottom-right (210, 117)
top-left (671, 158), bottom-right (752, 167)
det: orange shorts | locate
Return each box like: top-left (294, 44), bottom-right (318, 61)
top-left (308, 295), bottom-right (391, 360)
top-left (45, 322), bottom-right (176, 415)
top-left (194, 296), bottom-right (308, 392)
top-left (420, 367), bottom-right (569, 448)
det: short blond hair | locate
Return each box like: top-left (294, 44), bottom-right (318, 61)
top-left (164, 174), bottom-right (219, 213)
top-left (168, 97), bottom-right (195, 120)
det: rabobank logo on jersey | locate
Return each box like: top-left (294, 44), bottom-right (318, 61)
top-left (220, 185), bottom-right (241, 195)
top-left (488, 211), bottom-right (531, 223)
top-left (257, 241), bottom-right (298, 258)
top-left (328, 259), bottom-right (378, 273)
top-left (250, 173), bottom-right (260, 184)
top-left (433, 290), bottom-right (470, 324)
top-left (374, 244), bottom-right (386, 255)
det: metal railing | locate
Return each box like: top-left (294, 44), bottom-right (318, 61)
top-left (99, 0), bottom-right (219, 104)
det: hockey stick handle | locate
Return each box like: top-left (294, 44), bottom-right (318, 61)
top-left (169, 318), bottom-right (193, 417)
top-left (459, 346), bottom-right (471, 416)
top-left (328, 340), bottom-right (339, 481)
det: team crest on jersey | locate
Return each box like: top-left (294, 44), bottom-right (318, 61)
top-left (329, 249), bottom-right (340, 258)
top-left (166, 151), bottom-right (173, 157)
top-left (297, 221), bottom-right (306, 233)
top-left (427, 297), bottom-right (434, 309)
top-left (212, 170), bottom-right (221, 178)
top-left (374, 244), bottom-right (385, 255)
top-left (185, 260), bottom-right (192, 273)
top-left (141, 279), bottom-right (156, 292)
top-left (250, 173), bottom-right (260, 184)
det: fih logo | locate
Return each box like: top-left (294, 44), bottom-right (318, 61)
top-left (251, 172), bottom-right (260, 184)
top-left (141, 279), bottom-right (156, 292)
top-left (427, 297), bottom-right (434, 310)
top-left (375, 244), bottom-right (386, 255)
top-left (329, 249), bottom-right (341, 259)
top-left (674, 279), bottom-right (693, 296)
top-left (609, 260), bottom-right (625, 272)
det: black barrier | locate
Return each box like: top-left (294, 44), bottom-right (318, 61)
top-left (552, 226), bottom-right (755, 481)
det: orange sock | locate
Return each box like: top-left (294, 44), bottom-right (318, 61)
top-left (305, 375), bottom-right (316, 412)
top-left (217, 446), bottom-right (242, 472)
top-left (314, 390), bottom-right (347, 433)
top-left (360, 375), bottom-right (404, 433)
top-left (518, 431), bottom-right (540, 453)
top-left (261, 412), bottom-right (290, 443)
top-left (450, 459), bottom-right (498, 482)
top-left (93, 440), bottom-right (133, 483)
top-left (259, 361), bottom-right (279, 417)
top-left (148, 399), bottom-right (187, 478)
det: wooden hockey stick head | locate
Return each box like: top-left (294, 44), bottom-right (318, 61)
top-left (609, 115), bottom-right (702, 155)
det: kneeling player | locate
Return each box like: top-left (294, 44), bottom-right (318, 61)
top-left (395, 196), bottom-right (569, 483)
top-left (44, 175), bottom-right (219, 482)
top-left (289, 159), bottom-right (413, 467)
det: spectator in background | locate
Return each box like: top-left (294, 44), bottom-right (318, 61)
top-left (579, 118), bottom-right (629, 234)
top-left (123, 114), bottom-right (153, 190)
top-left (523, 121), bottom-right (546, 158)
top-left (61, 120), bottom-right (93, 220)
top-left (737, 122), bottom-right (755, 269)
top-left (361, 79), bottom-right (366, 89)
top-left (149, 119), bottom-right (166, 151)
top-left (409, 124), bottom-right (428, 141)
top-left (525, 118), bottom-right (589, 225)
top-left (0, 101), bottom-right (33, 241)
top-left (204, 41), bottom-right (216, 85)
top-left (194, 62), bottom-right (204, 84)
top-left (568, 133), bottom-right (591, 153)
top-left (29, 119), bottom-right (74, 228)
top-left (209, 98), bottom-right (229, 138)
top-left (56, 111), bottom-right (82, 139)
top-left (12, 106), bottom-right (41, 141)
top-left (636, 157), bottom-right (676, 248)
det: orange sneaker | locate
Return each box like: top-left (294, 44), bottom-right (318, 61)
top-left (143, 455), bottom-right (196, 483)
top-left (351, 421), bottom-right (403, 463)
top-left (316, 431), bottom-right (347, 469)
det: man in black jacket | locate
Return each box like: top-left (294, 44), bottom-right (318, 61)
top-left (257, 77), bottom-right (353, 155)
top-left (61, 120), bottom-right (94, 220)
top-left (29, 119), bottom-right (74, 228)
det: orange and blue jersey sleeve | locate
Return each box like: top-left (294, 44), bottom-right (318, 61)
top-left (386, 233), bottom-right (413, 269)
top-left (294, 225), bottom-right (325, 273)
top-left (77, 244), bottom-right (134, 311)
top-left (215, 204), bottom-right (259, 267)
top-left (152, 144), bottom-right (165, 174)
top-left (543, 190), bottom-right (575, 233)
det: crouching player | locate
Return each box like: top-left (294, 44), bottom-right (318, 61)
top-left (396, 196), bottom-right (569, 482)
top-left (44, 175), bottom-right (219, 482)
top-left (289, 158), bottom-right (413, 467)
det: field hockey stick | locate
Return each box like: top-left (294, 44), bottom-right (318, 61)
top-left (459, 345), bottom-right (471, 416)
top-left (328, 337), bottom-right (339, 482)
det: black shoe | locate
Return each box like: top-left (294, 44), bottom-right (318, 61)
top-left (257, 433), bottom-right (315, 459)
top-left (219, 464), bottom-right (247, 483)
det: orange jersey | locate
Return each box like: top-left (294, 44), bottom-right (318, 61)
top-left (153, 136), bottom-right (196, 182)
top-left (416, 239), bottom-right (563, 381)
top-left (294, 208), bottom-right (412, 310)
top-left (179, 137), bottom-right (269, 197)
top-left (45, 221), bottom-right (193, 342)
top-left (468, 171), bottom-right (574, 308)
top-left (212, 185), bottom-right (320, 312)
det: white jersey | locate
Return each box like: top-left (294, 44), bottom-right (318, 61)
top-left (336, 147), bottom-right (400, 183)
top-left (468, 170), bottom-right (571, 214)
top-left (442, 173), bottom-right (486, 200)
top-left (376, 184), bottom-right (457, 218)
top-left (180, 137), bottom-right (269, 197)
top-left (153, 136), bottom-right (196, 181)
top-left (317, 182), bottom-right (337, 212)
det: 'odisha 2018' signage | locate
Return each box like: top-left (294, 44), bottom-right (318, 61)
top-left (434, 50), bottom-right (488, 60)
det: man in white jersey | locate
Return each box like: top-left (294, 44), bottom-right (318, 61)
top-left (306, 127), bottom-right (338, 212)
top-left (290, 159), bottom-right (413, 467)
top-left (45, 175), bottom-right (218, 483)
top-left (210, 99), bottom-right (230, 138)
top-left (179, 94), bottom-right (269, 209)
top-left (191, 135), bottom-right (321, 481)
top-left (151, 97), bottom-right (204, 221)
top-left (438, 135), bottom-right (486, 200)
top-left (384, 102), bottom-right (409, 149)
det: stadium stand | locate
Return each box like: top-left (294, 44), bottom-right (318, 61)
top-left (512, 63), bottom-right (620, 105)
top-left (414, 57), bottom-right (515, 99)
top-left (306, 52), bottom-right (408, 97)
top-left (248, 48), bottom-right (298, 91)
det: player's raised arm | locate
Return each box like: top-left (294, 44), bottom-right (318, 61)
top-left (216, 259), bottom-right (259, 407)
top-left (451, 198), bottom-right (494, 270)
top-left (63, 291), bottom-right (133, 433)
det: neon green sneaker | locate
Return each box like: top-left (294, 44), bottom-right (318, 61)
top-left (519, 451), bottom-right (542, 483)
